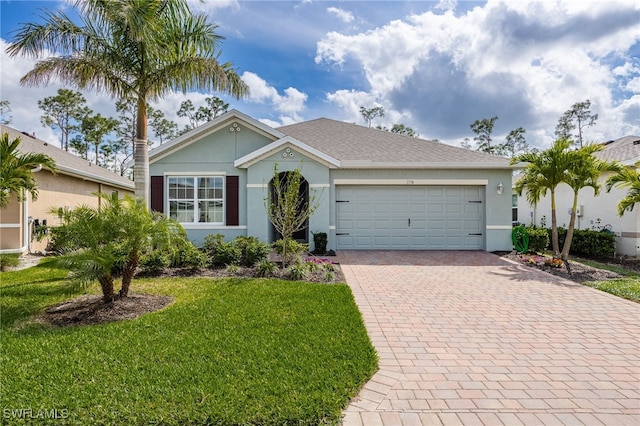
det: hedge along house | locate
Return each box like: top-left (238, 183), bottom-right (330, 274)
top-left (0, 125), bottom-right (135, 254)
top-left (147, 110), bottom-right (516, 252)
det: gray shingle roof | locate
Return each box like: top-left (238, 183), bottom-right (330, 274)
top-left (277, 118), bottom-right (512, 168)
top-left (1, 125), bottom-right (134, 190)
top-left (595, 135), bottom-right (640, 164)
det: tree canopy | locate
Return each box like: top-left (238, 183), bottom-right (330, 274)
top-left (7, 0), bottom-right (248, 208)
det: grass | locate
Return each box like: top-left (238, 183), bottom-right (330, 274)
top-left (0, 265), bottom-right (378, 425)
top-left (584, 278), bottom-right (640, 303)
top-left (571, 256), bottom-right (640, 278)
top-left (568, 256), bottom-right (640, 303)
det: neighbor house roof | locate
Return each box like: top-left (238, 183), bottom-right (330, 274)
top-left (1, 125), bottom-right (134, 191)
top-left (596, 135), bottom-right (640, 165)
top-left (278, 118), bottom-right (514, 169)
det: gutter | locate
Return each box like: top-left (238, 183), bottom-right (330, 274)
top-left (56, 164), bottom-right (134, 191)
top-left (338, 161), bottom-right (521, 170)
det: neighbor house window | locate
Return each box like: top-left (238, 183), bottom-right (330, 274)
top-left (168, 176), bottom-right (224, 223)
top-left (512, 193), bottom-right (518, 224)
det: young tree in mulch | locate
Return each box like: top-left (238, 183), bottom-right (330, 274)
top-left (265, 165), bottom-right (320, 266)
top-left (47, 193), bottom-right (186, 303)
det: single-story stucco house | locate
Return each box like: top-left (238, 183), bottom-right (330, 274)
top-left (147, 110), bottom-right (516, 252)
top-left (0, 125), bottom-right (135, 254)
top-left (514, 135), bottom-right (640, 256)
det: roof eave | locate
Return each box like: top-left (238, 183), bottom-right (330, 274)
top-left (339, 161), bottom-right (518, 170)
top-left (235, 137), bottom-right (341, 169)
top-left (55, 165), bottom-right (135, 190)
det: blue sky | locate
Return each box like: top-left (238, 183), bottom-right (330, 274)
top-left (1, 0), bottom-right (639, 150)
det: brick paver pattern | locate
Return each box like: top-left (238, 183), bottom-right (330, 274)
top-left (338, 251), bottom-right (640, 426)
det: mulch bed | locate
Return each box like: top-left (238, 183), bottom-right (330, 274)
top-left (37, 294), bottom-right (174, 328)
top-left (500, 251), bottom-right (624, 283)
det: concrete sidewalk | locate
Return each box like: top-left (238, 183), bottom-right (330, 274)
top-left (338, 251), bottom-right (640, 426)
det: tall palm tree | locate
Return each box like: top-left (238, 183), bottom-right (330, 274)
top-left (560, 144), bottom-right (619, 270)
top-left (7, 0), bottom-right (248, 207)
top-left (606, 163), bottom-right (640, 216)
top-left (512, 139), bottom-right (573, 257)
top-left (0, 132), bottom-right (57, 207)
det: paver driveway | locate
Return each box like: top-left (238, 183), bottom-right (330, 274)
top-left (338, 251), bottom-right (640, 426)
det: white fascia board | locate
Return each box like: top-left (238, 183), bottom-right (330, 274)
top-left (145, 109), bottom-right (285, 166)
top-left (339, 161), bottom-right (517, 170)
top-left (57, 165), bottom-right (135, 190)
top-left (334, 179), bottom-right (489, 186)
top-left (234, 136), bottom-right (341, 169)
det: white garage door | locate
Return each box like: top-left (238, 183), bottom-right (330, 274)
top-left (336, 186), bottom-right (484, 250)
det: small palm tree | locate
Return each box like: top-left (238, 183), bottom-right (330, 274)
top-left (7, 0), bottom-right (248, 207)
top-left (0, 132), bottom-right (56, 207)
top-left (512, 138), bottom-right (573, 257)
top-left (560, 144), bottom-right (620, 270)
top-left (49, 193), bottom-right (186, 303)
top-left (606, 162), bottom-right (640, 216)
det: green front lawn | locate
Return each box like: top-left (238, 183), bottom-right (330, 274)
top-left (584, 278), bottom-right (640, 303)
top-left (1, 266), bottom-right (377, 425)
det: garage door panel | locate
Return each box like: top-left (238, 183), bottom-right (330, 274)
top-left (428, 203), bottom-right (444, 213)
top-left (336, 185), bottom-right (484, 250)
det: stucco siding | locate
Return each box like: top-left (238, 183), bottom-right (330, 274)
top-left (0, 170), bottom-right (133, 254)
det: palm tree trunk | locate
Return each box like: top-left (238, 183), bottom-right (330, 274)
top-left (560, 193), bottom-right (579, 274)
top-left (119, 252), bottom-right (139, 298)
top-left (550, 190), bottom-right (560, 257)
top-left (99, 275), bottom-right (115, 303)
top-left (134, 95), bottom-right (149, 208)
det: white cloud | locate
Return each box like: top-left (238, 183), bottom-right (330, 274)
top-left (316, 0), bottom-right (640, 147)
top-left (186, 0), bottom-right (239, 14)
top-left (435, 0), bottom-right (457, 12)
top-left (241, 71), bottom-right (308, 124)
top-left (327, 7), bottom-right (355, 24)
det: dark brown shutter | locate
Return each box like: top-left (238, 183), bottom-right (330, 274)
top-left (226, 176), bottom-right (239, 226)
top-left (150, 176), bottom-right (164, 213)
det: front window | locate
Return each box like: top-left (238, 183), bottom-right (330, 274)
top-left (168, 176), bottom-right (224, 223)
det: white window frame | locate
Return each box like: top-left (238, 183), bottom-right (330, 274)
top-left (167, 175), bottom-right (225, 224)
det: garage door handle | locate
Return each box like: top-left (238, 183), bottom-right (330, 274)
top-left (468, 200), bottom-right (482, 203)
top-left (336, 200), bottom-right (350, 203)
top-left (336, 233), bottom-right (350, 236)
top-left (468, 233), bottom-right (482, 236)
top-left (408, 218), bottom-right (411, 227)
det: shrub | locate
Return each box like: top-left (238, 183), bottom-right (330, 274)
top-left (312, 231), bottom-right (328, 255)
top-left (286, 262), bottom-right (309, 281)
top-left (213, 242), bottom-right (242, 267)
top-left (171, 241), bottom-right (210, 272)
top-left (323, 271), bottom-right (335, 282)
top-left (549, 227), bottom-right (616, 259)
top-left (226, 264), bottom-right (240, 275)
top-left (255, 259), bottom-right (277, 277)
top-left (202, 233), bottom-right (225, 258)
top-left (234, 236), bottom-right (270, 267)
top-left (0, 253), bottom-right (21, 271)
top-left (322, 262), bottom-right (337, 273)
top-left (526, 227), bottom-right (550, 253)
top-left (140, 251), bottom-right (170, 275)
top-left (273, 238), bottom-right (308, 266)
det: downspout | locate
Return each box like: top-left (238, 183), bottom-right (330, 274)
top-left (0, 165), bottom-right (43, 254)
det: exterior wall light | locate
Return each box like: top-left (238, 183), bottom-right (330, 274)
top-left (497, 182), bottom-right (504, 195)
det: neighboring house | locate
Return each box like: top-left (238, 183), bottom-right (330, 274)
top-left (514, 135), bottom-right (640, 256)
top-left (147, 110), bottom-right (515, 252)
top-left (0, 125), bottom-right (135, 254)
